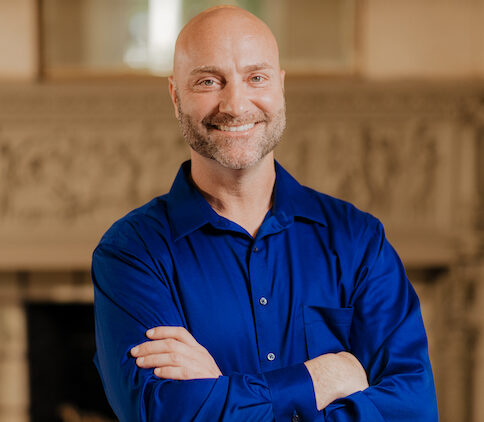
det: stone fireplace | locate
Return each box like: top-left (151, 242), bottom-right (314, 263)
top-left (0, 271), bottom-right (117, 422)
top-left (0, 79), bottom-right (483, 421)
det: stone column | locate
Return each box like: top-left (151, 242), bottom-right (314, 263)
top-left (472, 263), bottom-right (484, 422)
top-left (411, 268), bottom-right (470, 422)
top-left (471, 104), bottom-right (484, 422)
top-left (0, 273), bottom-right (29, 422)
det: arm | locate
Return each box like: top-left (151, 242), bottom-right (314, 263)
top-left (304, 352), bottom-right (368, 411)
top-left (319, 220), bottom-right (438, 421)
top-left (92, 242), bottom-right (319, 422)
top-left (131, 326), bottom-right (223, 380)
top-left (132, 328), bottom-right (369, 411)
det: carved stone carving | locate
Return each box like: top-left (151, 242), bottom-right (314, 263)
top-left (0, 81), bottom-right (482, 269)
top-left (0, 121), bottom-right (187, 223)
top-left (0, 83), bottom-right (480, 233)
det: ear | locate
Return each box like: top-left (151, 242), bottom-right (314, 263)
top-left (280, 69), bottom-right (286, 92)
top-left (168, 76), bottom-right (179, 118)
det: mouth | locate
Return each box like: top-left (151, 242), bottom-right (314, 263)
top-left (208, 122), bottom-right (258, 133)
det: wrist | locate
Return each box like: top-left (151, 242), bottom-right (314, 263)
top-left (304, 352), bottom-right (368, 410)
top-left (304, 356), bottom-right (340, 410)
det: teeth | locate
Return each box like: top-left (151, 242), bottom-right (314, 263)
top-left (216, 123), bottom-right (255, 132)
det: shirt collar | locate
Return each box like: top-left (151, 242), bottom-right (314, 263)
top-left (165, 160), bottom-right (327, 241)
top-left (271, 161), bottom-right (327, 228)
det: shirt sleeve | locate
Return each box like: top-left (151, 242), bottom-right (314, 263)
top-left (322, 219), bottom-right (439, 421)
top-left (92, 242), bottom-right (321, 422)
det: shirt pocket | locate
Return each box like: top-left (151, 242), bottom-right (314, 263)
top-left (302, 305), bottom-right (354, 360)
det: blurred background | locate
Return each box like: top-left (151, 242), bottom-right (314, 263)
top-left (0, 0), bottom-right (483, 421)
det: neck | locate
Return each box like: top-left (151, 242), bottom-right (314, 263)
top-left (190, 153), bottom-right (276, 237)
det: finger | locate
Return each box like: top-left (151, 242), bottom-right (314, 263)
top-left (131, 338), bottom-right (189, 357)
top-left (154, 365), bottom-right (220, 380)
top-left (136, 351), bottom-right (185, 369)
top-left (153, 366), bottom-right (191, 380)
top-left (146, 326), bottom-right (199, 346)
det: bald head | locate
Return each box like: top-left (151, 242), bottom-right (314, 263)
top-left (173, 6), bottom-right (281, 81)
top-left (167, 6), bottom-right (286, 170)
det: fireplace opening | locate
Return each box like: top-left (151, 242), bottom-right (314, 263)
top-left (26, 303), bottom-right (116, 422)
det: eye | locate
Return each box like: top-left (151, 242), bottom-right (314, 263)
top-left (193, 77), bottom-right (223, 92)
top-left (250, 75), bottom-right (264, 83)
top-left (199, 79), bottom-right (216, 86)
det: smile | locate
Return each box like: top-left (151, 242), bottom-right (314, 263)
top-left (214, 123), bottom-right (255, 132)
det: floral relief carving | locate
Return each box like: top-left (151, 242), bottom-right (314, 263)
top-left (0, 83), bottom-right (481, 237)
top-left (281, 118), bottom-right (444, 227)
top-left (0, 120), bottom-right (187, 224)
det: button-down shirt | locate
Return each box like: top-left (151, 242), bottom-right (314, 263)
top-left (92, 160), bottom-right (438, 421)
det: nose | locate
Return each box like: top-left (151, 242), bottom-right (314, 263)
top-left (219, 80), bottom-right (251, 117)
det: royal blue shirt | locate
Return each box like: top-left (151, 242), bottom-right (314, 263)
top-left (92, 160), bottom-right (438, 422)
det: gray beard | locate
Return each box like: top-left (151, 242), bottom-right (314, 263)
top-left (176, 99), bottom-right (286, 170)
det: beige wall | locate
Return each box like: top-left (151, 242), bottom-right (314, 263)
top-left (363, 0), bottom-right (484, 79)
top-left (0, 0), bottom-right (37, 81)
top-left (2, 0), bottom-right (484, 81)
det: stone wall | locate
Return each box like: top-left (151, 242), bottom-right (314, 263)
top-left (0, 79), bottom-right (483, 421)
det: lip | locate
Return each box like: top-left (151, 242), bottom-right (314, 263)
top-left (208, 122), bottom-right (261, 135)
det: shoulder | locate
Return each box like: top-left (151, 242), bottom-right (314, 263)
top-left (302, 188), bottom-right (392, 284)
top-left (303, 186), bottom-right (382, 238)
top-left (97, 194), bottom-right (172, 253)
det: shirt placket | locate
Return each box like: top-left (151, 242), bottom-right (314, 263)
top-left (248, 236), bottom-right (279, 372)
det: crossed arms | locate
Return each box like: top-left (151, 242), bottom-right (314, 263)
top-left (131, 326), bottom-right (368, 411)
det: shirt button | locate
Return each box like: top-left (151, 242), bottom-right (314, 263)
top-left (267, 352), bottom-right (276, 361)
top-left (253, 246), bottom-right (259, 252)
top-left (259, 297), bottom-right (268, 305)
top-left (291, 413), bottom-right (301, 422)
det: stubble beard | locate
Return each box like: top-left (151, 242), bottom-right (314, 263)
top-left (176, 95), bottom-right (286, 170)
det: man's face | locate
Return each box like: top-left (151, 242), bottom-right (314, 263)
top-left (170, 12), bottom-right (286, 170)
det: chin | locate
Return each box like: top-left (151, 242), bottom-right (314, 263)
top-left (212, 151), bottom-right (263, 170)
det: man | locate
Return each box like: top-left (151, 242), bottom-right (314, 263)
top-left (92, 6), bottom-right (438, 421)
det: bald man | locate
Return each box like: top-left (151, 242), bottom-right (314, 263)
top-left (92, 6), bottom-right (438, 422)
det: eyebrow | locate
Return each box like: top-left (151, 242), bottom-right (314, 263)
top-left (189, 63), bottom-right (275, 76)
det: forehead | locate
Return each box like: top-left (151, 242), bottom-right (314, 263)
top-left (175, 14), bottom-right (279, 75)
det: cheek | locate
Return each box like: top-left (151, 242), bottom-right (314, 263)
top-left (252, 89), bottom-right (285, 115)
top-left (183, 94), bottom-right (220, 121)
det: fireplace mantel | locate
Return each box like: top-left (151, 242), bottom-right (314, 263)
top-left (1, 80), bottom-right (483, 271)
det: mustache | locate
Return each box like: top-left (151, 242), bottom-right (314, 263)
top-left (202, 112), bottom-right (266, 127)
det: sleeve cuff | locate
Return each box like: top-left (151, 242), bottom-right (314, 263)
top-left (324, 390), bottom-right (384, 422)
top-left (263, 362), bottom-right (320, 422)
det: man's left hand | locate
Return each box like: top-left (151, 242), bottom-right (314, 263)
top-left (130, 326), bottom-right (222, 380)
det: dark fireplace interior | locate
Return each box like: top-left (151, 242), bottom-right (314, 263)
top-left (26, 303), bottom-right (117, 422)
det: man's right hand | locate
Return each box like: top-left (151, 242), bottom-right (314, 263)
top-left (304, 351), bottom-right (369, 411)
